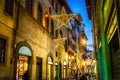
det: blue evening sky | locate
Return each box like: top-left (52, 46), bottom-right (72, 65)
top-left (67, 0), bottom-right (93, 50)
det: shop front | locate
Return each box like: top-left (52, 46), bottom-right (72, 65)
top-left (14, 41), bottom-right (32, 80)
top-left (47, 56), bottom-right (53, 80)
top-left (63, 61), bottom-right (67, 80)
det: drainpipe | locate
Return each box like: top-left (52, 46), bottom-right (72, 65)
top-left (12, 0), bottom-right (20, 80)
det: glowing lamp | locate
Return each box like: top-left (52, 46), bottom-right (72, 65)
top-left (44, 12), bottom-right (49, 18)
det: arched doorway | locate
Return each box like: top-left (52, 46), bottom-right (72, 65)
top-left (15, 42), bottom-right (32, 80)
top-left (47, 56), bottom-right (53, 80)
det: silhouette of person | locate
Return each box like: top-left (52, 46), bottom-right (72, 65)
top-left (80, 74), bottom-right (87, 80)
top-left (22, 71), bottom-right (29, 80)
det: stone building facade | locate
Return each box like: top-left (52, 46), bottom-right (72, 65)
top-left (0, 0), bottom-right (81, 80)
top-left (86, 0), bottom-right (120, 80)
top-left (0, 0), bottom-right (66, 80)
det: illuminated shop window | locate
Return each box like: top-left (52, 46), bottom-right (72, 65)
top-left (16, 56), bottom-right (28, 80)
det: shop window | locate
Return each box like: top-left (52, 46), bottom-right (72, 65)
top-left (0, 37), bottom-right (6, 63)
top-left (47, 57), bottom-right (53, 80)
top-left (16, 56), bottom-right (29, 80)
top-left (38, 2), bottom-right (42, 24)
top-left (26, 0), bottom-right (33, 14)
top-left (5, 0), bottom-right (14, 16)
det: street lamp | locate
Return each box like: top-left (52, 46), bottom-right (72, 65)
top-left (44, 12), bottom-right (49, 18)
top-left (82, 39), bottom-right (86, 45)
top-left (80, 39), bottom-right (87, 46)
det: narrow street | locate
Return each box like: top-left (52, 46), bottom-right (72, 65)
top-left (0, 0), bottom-right (120, 80)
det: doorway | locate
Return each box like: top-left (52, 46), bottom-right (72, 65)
top-left (16, 55), bottom-right (29, 80)
top-left (55, 65), bottom-right (59, 80)
top-left (36, 58), bottom-right (42, 80)
top-left (47, 56), bottom-right (53, 80)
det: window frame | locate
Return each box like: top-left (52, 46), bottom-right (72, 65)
top-left (38, 2), bottom-right (43, 24)
top-left (45, 16), bottom-right (49, 31)
top-left (4, 0), bottom-right (14, 16)
top-left (26, 0), bottom-right (33, 14)
top-left (0, 35), bottom-right (8, 66)
top-left (51, 19), bottom-right (54, 35)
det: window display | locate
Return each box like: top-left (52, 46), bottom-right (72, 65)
top-left (16, 55), bottom-right (28, 80)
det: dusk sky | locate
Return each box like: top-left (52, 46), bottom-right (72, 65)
top-left (67, 0), bottom-right (93, 50)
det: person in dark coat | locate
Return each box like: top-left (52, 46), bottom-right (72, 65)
top-left (80, 74), bottom-right (87, 80)
top-left (22, 71), bottom-right (29, 80)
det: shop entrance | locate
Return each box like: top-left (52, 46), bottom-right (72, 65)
top-left (47, 56), bottom-right (53, 80)
top-left (15, 45), bottom-right (32, 80)
top-left (16, 55), bottom-right (29, 80)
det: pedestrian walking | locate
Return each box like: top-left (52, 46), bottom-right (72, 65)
top-left (22, 71), bottom-right (29, 80)
top-left (80, 74), bottom-right (87, 80)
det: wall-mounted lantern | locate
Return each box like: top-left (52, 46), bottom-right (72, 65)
top-left (44, 12), bottom-right (49, 18)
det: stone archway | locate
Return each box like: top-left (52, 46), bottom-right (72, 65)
top-left (46, 53), bottom-right (54, 80)
top-left (14, 41), bottom-right (32, 80)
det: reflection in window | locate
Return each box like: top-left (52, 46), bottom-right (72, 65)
top-left (0, 37), bottom-right (6, 63)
